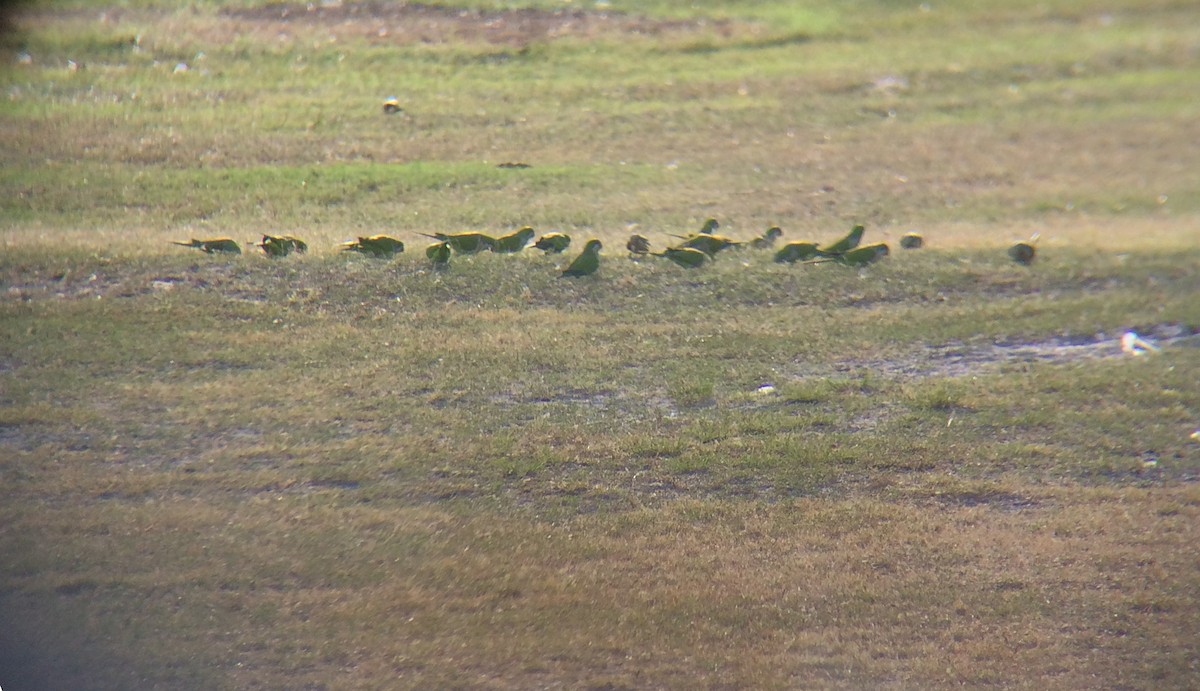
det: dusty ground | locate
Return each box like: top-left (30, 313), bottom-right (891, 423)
top-left (220, 1), bottom-right (733, 44)
top-left (14, 1), bottom-right (737, 47)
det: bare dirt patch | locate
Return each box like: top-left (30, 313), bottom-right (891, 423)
top-left (220, 1), bottom-right (731, 46)
top-left (813, 323), bottom-right (1200, 383)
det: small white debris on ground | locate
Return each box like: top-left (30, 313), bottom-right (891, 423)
top-left (1121, 331), bottom-right (1160, 356)
top-left (755, 384), bottom-right (776, 395)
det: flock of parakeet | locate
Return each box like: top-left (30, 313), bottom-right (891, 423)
top-left (171, 220), bottom-right (1041, 275)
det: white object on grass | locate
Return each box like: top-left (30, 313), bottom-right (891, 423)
top-left (1121, 331), bottom-right (1160, 356)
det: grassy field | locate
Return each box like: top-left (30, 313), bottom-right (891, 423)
top-left (3, 0), bottom-right (1200, 688)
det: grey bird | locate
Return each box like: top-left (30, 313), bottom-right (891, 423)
top-left (626, 234), bottom-right (651, 256)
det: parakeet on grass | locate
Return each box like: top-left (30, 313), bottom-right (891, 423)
top-left (561, 239), bottom-right (603, 277)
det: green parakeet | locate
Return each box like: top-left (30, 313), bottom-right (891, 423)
top-left (171, 238), bottom-right (242, 254)
top-left (773, 242), bottom-right (820, 264)
top-left (808, 242), bottom-right (890, 267)
top-left (426, 241), bottom-right (451, 268)
top-left (561, 239), bottom-right (603, 277)
top-left (257, 234), bottom-right (307, 257)
top-left (654, 246), bottom-right (709, 268)
top-left (1009, 235), bottom-right (1039, 265)
top-left (534, 233), bottom-right (572, 254)
top-left (342, 235), bottom-right (405, 257)
top-left (751, 226), bottom-right (783, 249)
top-left (421, 232), bottom-right (496, 254)
top-left (817, 224), bottom-right (865, 256)
top-left (493, 227), bottom-right (535, 253)
top-left (674, 233), bottom-right (741, 257)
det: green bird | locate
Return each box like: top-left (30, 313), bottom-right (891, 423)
top-left (698, 218), bottom-right (720, 234)
top-left (171, 237), bottom-right (242, 254)
top-left (257, 235), bottom-right (290, 257)
top-left (1009, 234), bottom-right (1039, 265)
top-left (626, 234), bottom-right (651, 255)
top-left (807, 242), bottom-right (890, 267)
top-left (284, 235), bottom-right (308, 253)
top-left (673, 233), bottom-right (741, 257)
top-left (773, 241), bottom-right (821, 264)
top-left (653, 246), bottom-right (709, 268)
top-left (817, 224), bottom-right (866, 256)
top-left (534, 232), bottom-right (572, 254)
top-left (426, 241), bottom-right (451, 268)
top-left (751, 226), bottom-right (784, 249)
top-left (257, 234), bottom-right (307, 257)
top-left (560, 239), bottom-right (602, 277)
top-left (493, 226), bottom-right (535, 253)
top-left (421, 232), bottom-right (496, 254)
top-left (341, 235), bottom-right (406, 257)
top-left (899, 232), bottom-right (924, 249)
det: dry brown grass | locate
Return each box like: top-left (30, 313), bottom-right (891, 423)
top-left (4, 487), bottom-right (1197, 688)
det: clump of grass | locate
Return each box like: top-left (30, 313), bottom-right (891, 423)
top-left (906, 379), bottom-right (976, 412)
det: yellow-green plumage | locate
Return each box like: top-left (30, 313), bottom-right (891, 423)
top-left (899, 232), bottom-right (924, 249)
top-left (421, 232), bottom-right (496, 254)
top-left (171, 238), bottom-right (242, 254)
top-left (840, 242), bottom-right (889, 266)
top-left (817, 224), bottom-right (865, 256)
top-left (773, 242), bottom-right (820, 264)
top-left (1009, 242), bottom-right (1036, 265)
top-left (1008, 233), bottom-right (1039, 265)
top-left (675, 233), bottom-right (741, 257)
top-left (534, 232), bottom-right (572, 254)
top-left (493, 226), bottom-right (535, 253)
top-left (341, 235), bottom-right (406, 257)
top-left (654, 246), bottom-right (709, 268)
top-left (257, 234), bottom-right (307, 257)
top-left (751, 227), bottom-right (783, 249)
top-left (426, 241), bottom-right (451, 267)
top-left (561, 239), bottom-right (602, 277)
top-left (808, 242), bottom-right (890, 267)
top-left (698, 218), bottom-right (720, 234)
